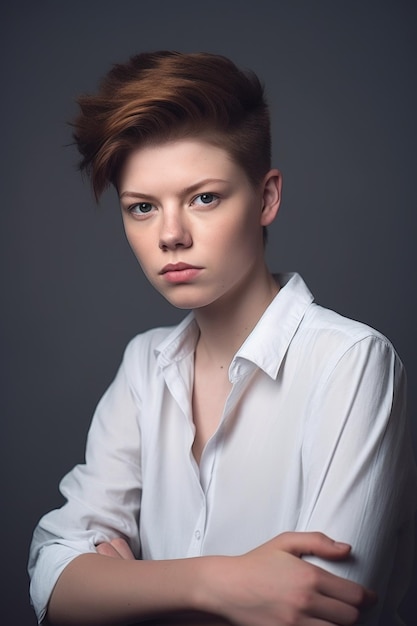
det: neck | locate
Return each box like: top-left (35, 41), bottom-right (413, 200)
top-left (194, 267), bottom-right (279, 369)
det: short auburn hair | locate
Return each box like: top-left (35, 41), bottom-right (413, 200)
top-left (72, 51), bottom-right (271, 200)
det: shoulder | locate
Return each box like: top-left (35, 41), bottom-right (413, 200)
top-left (300, 303), bottom-right (398, 358)
top-left (122, 325), bottom-right (176, 372)
top-left (118, 312), bottom-right (196, 386)
top-left (126, 325), bottom-right (175, 353)
top-left (303, 303), bottom-right (390, 344)
top-left (274, 273), bottom-right (401, 372)
top-left (292, 304), bottom-right (404, 393)
top-left (299, 307), bottom-right (408, 459)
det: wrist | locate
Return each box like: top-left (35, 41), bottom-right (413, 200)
top-left (192, 555), bottom-right (236, 618)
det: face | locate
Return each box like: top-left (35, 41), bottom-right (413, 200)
top-left (119, 138), bottom-right (280, 311)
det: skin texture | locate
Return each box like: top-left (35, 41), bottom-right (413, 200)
top-left (96, 537), bottom-right (377, 626)
top-left (47, 534), bottom-right (375, 625)
top-left (46, 138), bottom-right (377, 625)
top-left (119, 138), bottom-right (280, 316)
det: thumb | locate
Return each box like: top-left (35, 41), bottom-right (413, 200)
top-left (273, 531), bottom-right (352, 560)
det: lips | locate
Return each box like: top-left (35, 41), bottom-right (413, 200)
top-left (160, 262), bottom-right (201, 274)
top-left (159, 262), bottom-right (203, 284)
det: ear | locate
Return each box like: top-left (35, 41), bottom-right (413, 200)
top-left (259, 169), bottom-right (282, 227)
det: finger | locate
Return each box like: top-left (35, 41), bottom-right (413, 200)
top-left (274, 531), bottom-right (352, 559)
top-left (308, 594), bottom-right (361, 626)
top-left (297, 616), bottom-right (357, 626)
top-left (318, 569), bottom-right (377, 609)
top-left (109, 537), bottom-right (136, 560)
top-left (96, 542), bottom-right (122, 558)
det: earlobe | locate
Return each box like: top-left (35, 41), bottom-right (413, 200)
top-left (260, 169), bottom-right (282, 227)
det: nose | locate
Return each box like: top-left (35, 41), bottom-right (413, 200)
top-left (158, 208), bottom-right (192, 251)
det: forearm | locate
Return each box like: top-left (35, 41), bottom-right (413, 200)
top-left (46, 553), bottom-right (223, 626)
top-left (46, 534), bottom-right (374, 626)
top-left (134, 612), bottom-right (232, 625)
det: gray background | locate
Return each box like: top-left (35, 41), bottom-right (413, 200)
top-left (1, 1), bottom-right (416, 623)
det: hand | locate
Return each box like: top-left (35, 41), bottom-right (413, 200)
top-left (203, 532), bottom-right (376, 626)
top-left (96, 537), bottom-right (136, 560)
top-left (96, 533), bottom-right (377, 625)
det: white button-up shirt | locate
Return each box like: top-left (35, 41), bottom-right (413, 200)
top-left (28, 273), bottom-right (417, 624)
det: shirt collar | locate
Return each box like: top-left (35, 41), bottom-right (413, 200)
top-left (233, 272), bottom-right (314, 379)
top-left (155, 272), bottom-right (314, 379)
top-left (154, 312), bottom-right (199, 369)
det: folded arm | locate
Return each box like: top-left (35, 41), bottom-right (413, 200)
top-left (46, 533), bottom-right (375, 626)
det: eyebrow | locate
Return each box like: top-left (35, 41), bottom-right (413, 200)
top-left (119, 178), bottom-right (229, 200)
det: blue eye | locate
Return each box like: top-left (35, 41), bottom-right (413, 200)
top-left (194, 193), bottom-right (218, 206)
top-left (130, 202), bottom-right (153, 214)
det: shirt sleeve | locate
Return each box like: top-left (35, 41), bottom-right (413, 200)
top-left (28, 342), bottom-right (143, 624)
top-left (297, 335), bottom-right (417, 622)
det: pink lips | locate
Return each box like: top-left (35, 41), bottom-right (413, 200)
top-left (160, 262), bottom-right (202, 284)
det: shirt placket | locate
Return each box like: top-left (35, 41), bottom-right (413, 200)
top-left (192, 362), bottom-right (254, 554)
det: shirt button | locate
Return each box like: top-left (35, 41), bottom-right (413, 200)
top-left (195, 530), bottom-right (201, 540)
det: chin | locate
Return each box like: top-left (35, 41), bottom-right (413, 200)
top-left (164, 295), bottom-right (211, 310)
top-left (157, 286), bottom-right (218, 311)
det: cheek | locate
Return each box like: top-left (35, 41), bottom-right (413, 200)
top-left (215, 211), bottom-right (261, 254)
top-left (124, 229), bottom-right (153, 268)
top-left (124, 221), bottom-right (148, 251)
top-left (209, 205), bottom-right (256, 242)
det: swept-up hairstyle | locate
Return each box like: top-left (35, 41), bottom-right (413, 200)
top-left (72, 51), bottom-right (271, 200)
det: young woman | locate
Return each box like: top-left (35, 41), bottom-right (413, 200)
top-left (28, 51), bottom-right (416, 626)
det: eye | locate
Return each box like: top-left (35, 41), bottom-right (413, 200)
top-left (128, 202), bottom-right (154, 216)
top-left (192, 193), bottom-right (219, 206)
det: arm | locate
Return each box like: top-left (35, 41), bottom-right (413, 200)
top-left (32, 334), bottom-right (381, 626)
top-left (29, 350), bottom-right (143, 623)
top-left (297, 336), bottom-right (417, 619)
top-left (47, 533), bottom-right (375, 626)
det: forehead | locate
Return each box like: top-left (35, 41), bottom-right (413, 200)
top-left (118, 137), bottom-right (247, 192)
